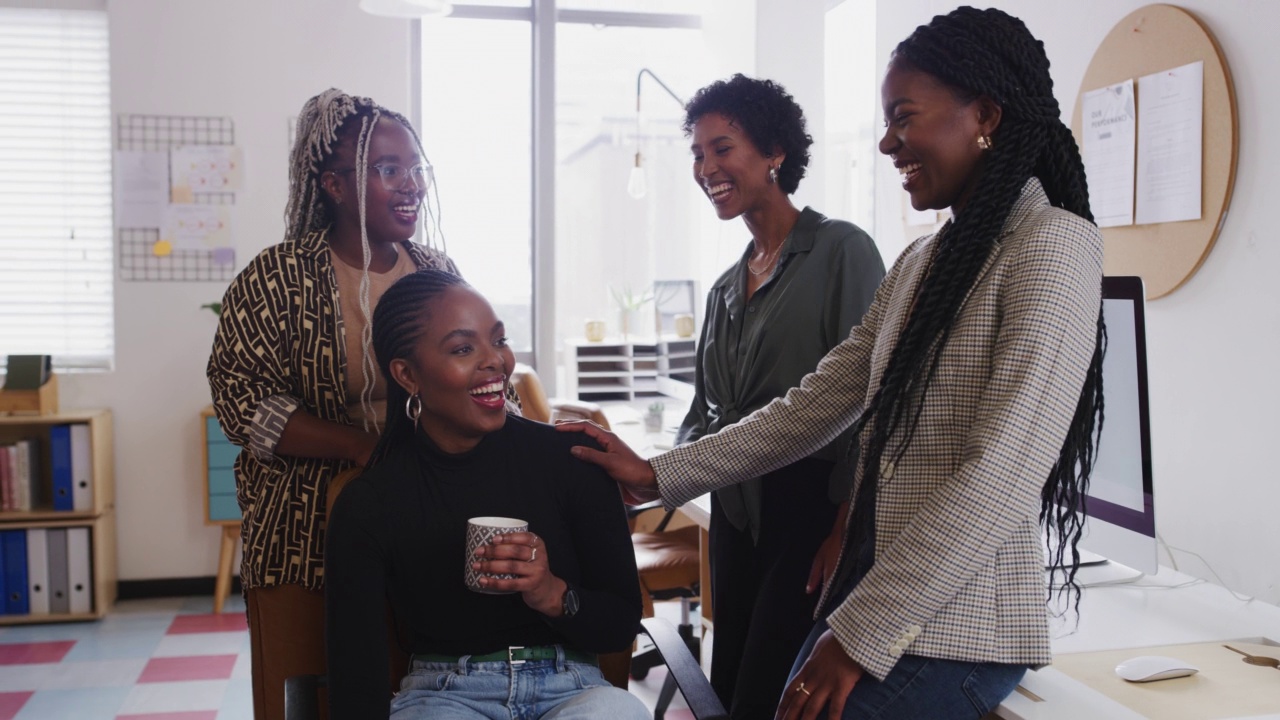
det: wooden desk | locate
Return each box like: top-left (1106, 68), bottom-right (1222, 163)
top-left (996, 564), bottom-right (1280, 719)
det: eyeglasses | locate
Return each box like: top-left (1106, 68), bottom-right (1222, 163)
top-left (331, 163), bottom-right (433, 192)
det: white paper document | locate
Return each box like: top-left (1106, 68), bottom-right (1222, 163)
top-left (170, 145), bottom-right (244, 201)
top-left (1082, 79), bottom-right (1136, 228)
top-left (1135, 61), bottom-right (1203, 225)
top-left (161, 204), bottom-right (233, 250)
top-left (113, 150), bottom-right (170, 229)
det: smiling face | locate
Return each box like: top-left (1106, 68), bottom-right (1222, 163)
top-left (690, 112), bottom-right (783, 221)
top-left (389, 285), bottom-right (515, 454)
top-left (878, 59), bottom-right (1000, 214)
top-left (323, 119), bottom-right (426, 245)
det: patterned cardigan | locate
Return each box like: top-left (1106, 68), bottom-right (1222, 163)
top-left (207, 231), bottom-right (456, 592)
top-left (652, 179), bottom-right (1103, 679)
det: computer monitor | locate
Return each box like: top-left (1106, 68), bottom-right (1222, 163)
top-left (1071, 275), bottom-right (1158, 574)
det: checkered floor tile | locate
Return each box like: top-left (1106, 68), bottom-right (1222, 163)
top-left (0, 596), bottom-right (696, 719)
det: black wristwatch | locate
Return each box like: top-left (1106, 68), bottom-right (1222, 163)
top-left (561, 585), bottom-right (580, 618)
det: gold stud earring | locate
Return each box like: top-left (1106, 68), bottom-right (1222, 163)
top-left (977, 135), bottom-right (993, 150)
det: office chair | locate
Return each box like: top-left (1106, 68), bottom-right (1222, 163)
top-left (284, 617), bottom-right (726, 720)
top-left (509, 362), bottom-right (611, 428)
top-left (629, 501), bottom-right (703, 718)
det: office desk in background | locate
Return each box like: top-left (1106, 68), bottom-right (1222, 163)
top-left (998, 565), bottom-right (1280, 719)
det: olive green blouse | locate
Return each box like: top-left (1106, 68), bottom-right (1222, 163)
top-left (675, 207), bottom-right (884, 540)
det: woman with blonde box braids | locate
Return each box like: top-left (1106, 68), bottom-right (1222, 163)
top-left (209, 88), bottom-right (515, 719)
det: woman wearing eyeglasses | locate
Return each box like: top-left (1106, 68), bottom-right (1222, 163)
top-left (208, 88), bottom-right (511, 720)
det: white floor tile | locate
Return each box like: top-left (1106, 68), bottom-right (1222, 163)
top-left (40, 658), bottom-right (147, 690)
top-left (152, 632), bottom-right (250, 658)
top-left (117, 678), bottom-right (228, 714)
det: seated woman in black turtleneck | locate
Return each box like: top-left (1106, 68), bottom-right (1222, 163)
top-left (324, 269), bottom-right (649, 720)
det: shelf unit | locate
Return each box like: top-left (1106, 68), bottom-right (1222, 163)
top-left (657, 338), bottom-right (697, 385)
top-left (201, 406), bottom-right (241, 614)
top-left (0, 410), bottom-right (115, 624)
top-left (565, 337), bottom-right (695, 402)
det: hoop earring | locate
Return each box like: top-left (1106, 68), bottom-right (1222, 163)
top-left (404, 392), bottom-right (422, 423)
top-left (977, 135), bottom-right (993, 151)
top-left (768, 166), bottom-right (778, 184)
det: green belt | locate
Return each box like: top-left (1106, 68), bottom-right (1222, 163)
top-left (414, 645), bottom-right (598, 666)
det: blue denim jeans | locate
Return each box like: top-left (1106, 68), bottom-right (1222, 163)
top-left (388, 646), bottom-right (650, 720)
top-left (786, 618), bottom-right (1028, 719)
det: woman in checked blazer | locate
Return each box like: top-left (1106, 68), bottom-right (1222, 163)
top-left (562, 7), bottom-right (1106, 719)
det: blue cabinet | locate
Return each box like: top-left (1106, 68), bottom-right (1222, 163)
top-left (202, 411), bottom-right (241, 523)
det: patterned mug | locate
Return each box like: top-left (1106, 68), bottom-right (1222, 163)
top-left (464, 516), bottom-right (529, 594)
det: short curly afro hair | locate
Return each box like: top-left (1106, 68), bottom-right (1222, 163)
top-left (682, 74), bottom-right (812, 195)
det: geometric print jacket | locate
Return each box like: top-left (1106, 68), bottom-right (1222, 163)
top-left (652, 179), bottom-right (1103, 680)
top-left (207, 231), bottom-right (455, 591)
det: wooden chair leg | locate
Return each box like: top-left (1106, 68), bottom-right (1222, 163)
top-left (214, 524), bottom-right (238, 614)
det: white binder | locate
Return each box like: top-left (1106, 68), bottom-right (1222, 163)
top-left (66, 527), bottom-right (91, 614)
top-left (70, 424), bottom-right (93, 512)
top-left (25, 528), bottom-right (49, 615)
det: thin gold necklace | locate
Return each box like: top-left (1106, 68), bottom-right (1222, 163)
top-left (746, 240), bottom-right (785, 276)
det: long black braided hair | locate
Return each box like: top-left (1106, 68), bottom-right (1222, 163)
top-left (367, 269), bottom-right (471, 467)
top-left (851, 6), bottom-right (1106, 605)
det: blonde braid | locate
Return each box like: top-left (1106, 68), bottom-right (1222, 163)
top-left (354, 111), bottom-right (383, 432)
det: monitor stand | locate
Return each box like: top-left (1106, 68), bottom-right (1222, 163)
top-left (1042, 536), bottom-right (1108, 570)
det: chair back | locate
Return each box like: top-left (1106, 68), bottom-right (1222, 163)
top-left (510, 363), bottom-right (552, 423)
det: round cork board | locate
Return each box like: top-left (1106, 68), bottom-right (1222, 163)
top-left (1070, 4), bottom-right (1237, 299)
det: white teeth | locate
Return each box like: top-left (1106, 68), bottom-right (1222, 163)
top-left (897, 163), bottom-right (921, 176)
top-left (707, 183), bottom-right (732, 197)
top-left (469, 381), bottom-right (504, 396)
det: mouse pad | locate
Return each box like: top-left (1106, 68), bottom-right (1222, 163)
top-left (1050, 638), bottom-right (1280, 719)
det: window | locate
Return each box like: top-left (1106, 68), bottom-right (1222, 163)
top-left (824, 0), bottom-right (877, 239)
top-left (421, 3), bottom-right (721, 389)
top-left (420, 17), bottom-right (533, 356)
top-left (0, 6), bottom-right (113, 372)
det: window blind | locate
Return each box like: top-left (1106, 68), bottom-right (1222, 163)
top-left (0, 7), bottom-right (113, 372)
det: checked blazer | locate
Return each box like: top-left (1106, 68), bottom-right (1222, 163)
top-left (652, 178), bottom-right (1103, 680)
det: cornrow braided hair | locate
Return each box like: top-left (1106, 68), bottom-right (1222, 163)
top-left (851, 7), bottom-right (1106, 607)
top-left (284, 89), bottom-right (449, 432)
top-left (682, 73), bottom-right (812, 194)
top-left (367, 269), bottom-right (470, 467)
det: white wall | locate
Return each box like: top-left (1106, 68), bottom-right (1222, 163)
top-left (874, 1), bottom-right (1280, 603)
top-left (58, 0), bottom-right (414, 582)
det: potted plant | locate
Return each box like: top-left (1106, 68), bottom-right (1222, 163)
top-left (644, 401), bottom-right (664, 433)
top-left (609, 284), bottom-right (654, 340)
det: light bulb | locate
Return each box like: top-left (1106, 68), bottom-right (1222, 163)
top-left (627, 155), bottom-right (647, 199)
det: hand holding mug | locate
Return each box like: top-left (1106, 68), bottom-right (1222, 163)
top-left (472, 531), bottom-right (566, 617)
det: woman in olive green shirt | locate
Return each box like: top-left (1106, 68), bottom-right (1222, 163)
top-left (679, 74), bottom-right (885, 718)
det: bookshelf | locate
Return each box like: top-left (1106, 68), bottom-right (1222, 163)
top-left (0, 410), bottom-right (115, 624)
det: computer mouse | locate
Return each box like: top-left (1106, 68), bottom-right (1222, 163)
top-left (1114, 655), bottom-right (1200, 682)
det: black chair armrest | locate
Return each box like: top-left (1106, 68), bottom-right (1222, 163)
top-left (284, 673), bottom-right (326, 720)
top-left (639, 617), bottom-right (728, 720)
top-left (625, 499), bottom-right (666, 519)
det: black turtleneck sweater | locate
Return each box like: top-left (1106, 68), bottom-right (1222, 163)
top-left (325, 416), bottom-right (641, 718)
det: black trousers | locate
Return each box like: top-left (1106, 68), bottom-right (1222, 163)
top-left (709, 458), bottom-right (838, 720)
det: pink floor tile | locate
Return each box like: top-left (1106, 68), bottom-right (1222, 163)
top-left (0, 641), bottom-right (76, 666)
top-left (116, 707), bottom-right (218, 712)
top-left (165, 614), bottom-right (248, 635)
top-left (137, 655), bottom-right (238, 683)
top-left (0, 692), bottom-right (32, 720)
top-left (663, 710), bottom-right (695, 720)
top-left (117, 714), bottom-right (218, 720)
